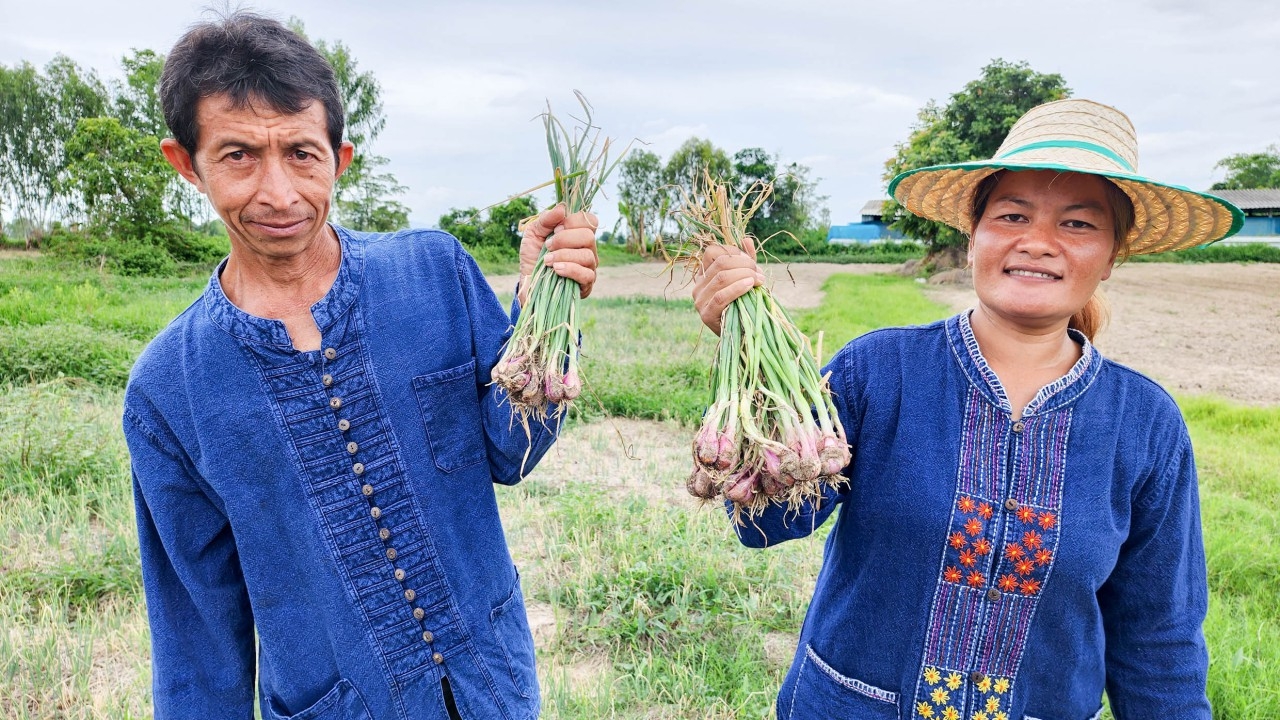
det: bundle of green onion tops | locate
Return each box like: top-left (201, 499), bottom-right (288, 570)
top-left (678, 176), bottom-right (851, 518)
top-left (491, 92), bottom-right (622, 424)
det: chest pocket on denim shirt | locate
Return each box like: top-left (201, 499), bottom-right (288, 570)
top-left (264, 678), bottom-right (373, 720)
top-left (412, 360), bottom-right (487, 473)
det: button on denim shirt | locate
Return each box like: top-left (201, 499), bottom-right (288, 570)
top-left (740, 314), bottom-right (1209, 720)
top-left (123, 227), bottom-right (556, 720)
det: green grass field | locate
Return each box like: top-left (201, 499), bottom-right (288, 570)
top-left (0, 254), bottom-right (1276, 718)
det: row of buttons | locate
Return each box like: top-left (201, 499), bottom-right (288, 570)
top-left (325, 346), bottom-right (444, 667)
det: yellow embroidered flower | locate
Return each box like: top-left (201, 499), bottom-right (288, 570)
top-left (973, 713), bottom-right (989, 720)
top-left (943, 708), bottom-right (960, 720)
top-left (977, 675), bottom-right (992, 693)
top-left (916, 701), bottom-right (935, 718)
top-left (994, 677), bottom-right (1011, 694)
top-left (945, 672), bottom-right (963, 690)
top-left (931, 687), bottom-right (950, 705)
top-left (924, 667), bottom-right (941, 685)
top-left (994, 713), bottom-right (1009, 720)
top-left (986, 696), bottom-right (1001, 713)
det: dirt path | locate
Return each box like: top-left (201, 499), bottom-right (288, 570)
top-left (488, 261), bottom-right (1280, 406)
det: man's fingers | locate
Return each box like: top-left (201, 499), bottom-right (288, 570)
top-left (523, 204), bottom-right (568, 241)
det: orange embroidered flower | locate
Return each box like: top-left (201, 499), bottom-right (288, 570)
top-left (1022, 530), bottom-right (1043, 549)
top-left (1038, 511), bottom-right (1057, 530)
top-left (944, 566), bottom-right (963, 583)
top-left (1004, 544), bottom-right (1025, 561)
top-left (998, 574), bottom-right (1019, 592)
top-left (959, 549), bottom-right (977, 567)
top-left (1015, 559), bottom-right (1035, 576)
top-left (977, 502), bottom-right (993, 519)
top-left (1021, 578), bottom-right (1042, 595)
top-left (974, 538), bottom-right (993, 556)
top-left (966, 571), bottom-right (985, 588)
top-left (965, 517), bottom-right (983, 536)
top-left (958, 496), bottom-right (977, 513)
top-left (1016, 506), bottom-right (1035, 524)
top-left (949, 532), bottom-right (967, 549)
top-left (1035, 548), bottom-right (1053, 566)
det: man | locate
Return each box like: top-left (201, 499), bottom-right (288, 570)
top-left (126, 12), bottom-right (597, 719)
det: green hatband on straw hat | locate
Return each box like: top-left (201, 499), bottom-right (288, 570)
top-left (888, 98), bottom-right (1244, 254)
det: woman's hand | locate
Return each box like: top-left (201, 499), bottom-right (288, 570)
top-left (518, 204), bottom-right (599, 306)
top-left (692, 241), bottom-right (766, 335)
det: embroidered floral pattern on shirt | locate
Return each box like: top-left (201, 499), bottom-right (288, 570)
top-left (909, 343), bottom-right (1073, 719)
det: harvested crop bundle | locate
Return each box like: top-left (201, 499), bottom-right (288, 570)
top-left (675, 175), bottom-right (851, 518)
top-left (492, 92), bottom-right (623, 424)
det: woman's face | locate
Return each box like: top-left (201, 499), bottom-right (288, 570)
top-left (969, 170), bottom-right (1121, 334)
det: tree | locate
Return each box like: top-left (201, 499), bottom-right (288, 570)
top-left (664, 137), bottom-right (733, 206)
top-left (0, 57), bottom-right (108, 234)
top-left (732, 148), bottom-right (828, 252)
top-left (292, 20), bottom-right (410, 232)
top-left (438, 197), bottom-right (538, 256)
top-left (883, 59), bottom-right (1070, 259)
top-left (616, 149), bottom-right (665, 255)
top-left (1211, 145), bottom-right (1280, 190)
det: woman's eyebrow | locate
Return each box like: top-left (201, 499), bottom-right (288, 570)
top-left (1064, 200), bottom-right (1106, 213)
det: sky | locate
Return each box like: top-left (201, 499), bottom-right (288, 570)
top-left (3, 0), bottom-right (1278, 232)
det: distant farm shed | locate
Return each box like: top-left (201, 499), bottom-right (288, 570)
top-left (827, 199), bottom-right (905, 243)
top-left (1209, 189), bottom-right (1280, 239)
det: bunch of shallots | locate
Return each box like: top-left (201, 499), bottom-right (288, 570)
top-left (492, 92), bottom-right (622, 423)
top-left (677, 177), bottom-right (851, 517)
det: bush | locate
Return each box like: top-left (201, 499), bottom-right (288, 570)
top-left (41, 224), bottom-right (226, 276)
top-left (1133, 242), bottom-right (1280, 264)
top-left (0, 323), bottom-right (140, 387)
top-left (769, 240), bottom-right (928, 264)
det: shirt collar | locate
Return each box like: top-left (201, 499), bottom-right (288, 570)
top-left (202, 224), bottom-right (365, 347)
top-left (946, 311), bottom-right (1102, 416)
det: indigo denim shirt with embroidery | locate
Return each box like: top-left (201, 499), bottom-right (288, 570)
top-left (739, 313), bottom-right (1209, 720)
top-left (123, 227), bottom-right (557, 720)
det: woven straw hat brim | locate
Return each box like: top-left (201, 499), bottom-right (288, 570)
top-left (889, 159), bottom-right (1244, 255)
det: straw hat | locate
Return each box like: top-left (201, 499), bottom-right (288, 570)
top-left (888, 98), bottom-right (1243, 254)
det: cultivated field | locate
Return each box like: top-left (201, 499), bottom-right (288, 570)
top-left (1, 255), bottom-right (1277, 718)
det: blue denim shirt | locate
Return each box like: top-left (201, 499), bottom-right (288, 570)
top-left (123, 227), bottom-right (558, 720)
top-left (740, 313), bottom-right (1209, 720)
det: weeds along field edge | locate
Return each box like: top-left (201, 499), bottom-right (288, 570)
top-left (1, 256), bottom-right (1276, 718)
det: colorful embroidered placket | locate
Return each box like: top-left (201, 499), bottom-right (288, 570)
top-left (909, 385), bottom-right (1071, 720)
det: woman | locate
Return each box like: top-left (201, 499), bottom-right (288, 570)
top-left (693, 99), bottom-right (1242, 719)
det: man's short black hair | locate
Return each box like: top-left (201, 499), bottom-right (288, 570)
top-left (160, 11), bottom-right (344, 162)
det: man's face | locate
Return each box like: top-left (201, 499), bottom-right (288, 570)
top-left (162, 94), bottom-right (354, 261)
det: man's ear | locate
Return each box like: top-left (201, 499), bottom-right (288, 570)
top-left (335, 141), bottom-right (355, 180)
top-left (160, 138), bottom-right (205, 193)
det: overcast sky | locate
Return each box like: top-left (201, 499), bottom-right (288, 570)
top-left (3, 0), bottom-right (1278, 232)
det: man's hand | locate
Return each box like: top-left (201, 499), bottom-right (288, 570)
top-left (518, 204), bottom-right (599, 307)
top-left (692, 241), bottom-right (766, 335)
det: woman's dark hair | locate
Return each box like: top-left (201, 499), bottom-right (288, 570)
top-left (969, 169), bottom-right (1137, 341)
top-left (160, 11), bottom-right (344, 163)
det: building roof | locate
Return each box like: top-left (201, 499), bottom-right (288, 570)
top-left (860, 199), bottom-right (890, 218)
top-left (1209, 188), bottom-right (1280, 211)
